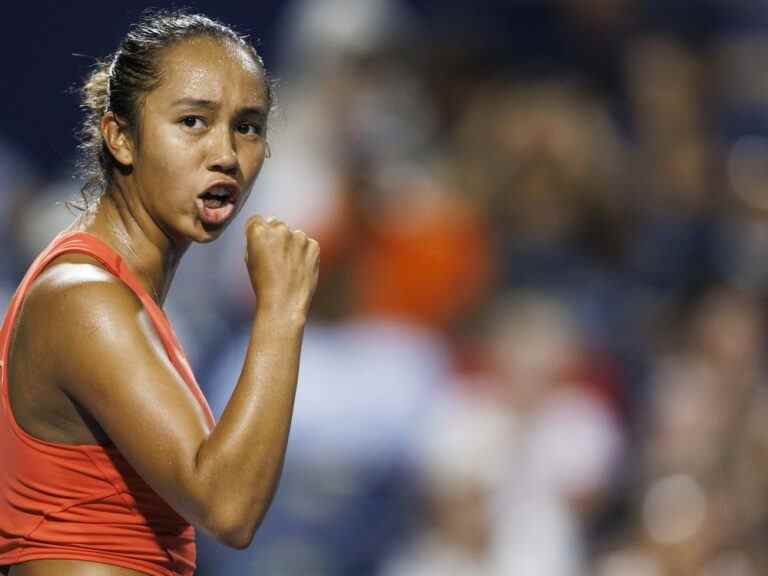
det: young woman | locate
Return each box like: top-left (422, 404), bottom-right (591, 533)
top-left (0, 10), bottom-right (319, 576)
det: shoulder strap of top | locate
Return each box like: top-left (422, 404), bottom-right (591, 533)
top-left (0, 231), bottom-right (215, 427)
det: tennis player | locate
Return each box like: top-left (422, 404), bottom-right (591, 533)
top-left (0, 10), bottom-right (318, 576)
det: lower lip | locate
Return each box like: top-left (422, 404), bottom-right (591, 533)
top-left (196, 198), bottom-right (236, 226)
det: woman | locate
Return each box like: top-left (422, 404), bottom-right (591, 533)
top-left (0, 10), bottom-right (319, 576)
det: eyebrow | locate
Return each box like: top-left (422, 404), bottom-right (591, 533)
top-left (171, 98), bottom-right (217, 109)
top-left (238, 106), bottom-right (268, 119)
top-left (171, 98), bottom-right (268, 117)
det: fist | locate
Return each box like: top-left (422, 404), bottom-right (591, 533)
top-left (244, 215), bottom-right (319, 317)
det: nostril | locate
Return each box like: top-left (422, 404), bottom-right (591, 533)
top-left (209, 154), bottom-right (238, 173)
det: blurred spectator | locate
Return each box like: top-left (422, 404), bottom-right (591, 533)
top-left (488, 293), bottom-right (625, 576)
top-left (381, 293), bottom-right (625, 576)
top-left (454, 81), bottom-right (631, 357)
top-left (624, 35), bottom-right (725, 291)
top-left (593, 287), bottom-right (768, 575)
top-left (348, 167), bottom-right (492, 331)
top-left (379, 392), bottom-right (511, 576)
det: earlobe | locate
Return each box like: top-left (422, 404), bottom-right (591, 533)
top-left (101, 112), bottom-right (134, 167)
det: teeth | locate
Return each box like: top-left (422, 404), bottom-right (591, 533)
top-left (207, 186), bottom-right (230, 198)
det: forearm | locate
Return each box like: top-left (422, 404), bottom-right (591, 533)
top-left (193, 308), bottom-right (306, 540)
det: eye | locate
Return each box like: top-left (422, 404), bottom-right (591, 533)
top-left (236, 121), bottom-right (264, 137)
top-left (179, 115), bottom-right (206, 130)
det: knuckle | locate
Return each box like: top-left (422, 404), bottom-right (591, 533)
top-left (247, 214), bottom-right (264, 227)
top-left (246, 221), bottom-right (263, 235)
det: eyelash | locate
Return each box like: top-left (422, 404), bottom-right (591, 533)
top-left (236, 121), bottom-right (265, 137)
top-left (180, 115), bottom-right (206, 129)
top-left (179, 116), bottom-right (264, 137)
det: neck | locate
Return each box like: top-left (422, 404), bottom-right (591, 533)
top-left (77, 184), bottom-right (189, 306)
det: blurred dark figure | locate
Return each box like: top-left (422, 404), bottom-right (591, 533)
top-left (593, 287), bottom-right (768, 575)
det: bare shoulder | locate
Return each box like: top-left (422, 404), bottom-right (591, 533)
top-left (27, 254), bottom-right (140, 318)
top-left (7, 254), bottom-right (154, 443)
top-left (16, 253), bottom-right (214, 525)
top-left (25, 254), bottom-right (142, 337)
top-left (18, 254), bottom-right (148, 389)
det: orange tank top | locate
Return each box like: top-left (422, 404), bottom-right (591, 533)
top-left (0, 231), bottom-right (216, 576)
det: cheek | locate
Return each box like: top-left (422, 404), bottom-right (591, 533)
top-left (242, 144), bottom-right (267, 180)
top-left (140, 127), bottom-right (201, 189)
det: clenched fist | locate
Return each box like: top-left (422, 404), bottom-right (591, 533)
top-left (245, 215), bottom-right (319, 318)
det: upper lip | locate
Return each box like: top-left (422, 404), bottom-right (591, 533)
top-left (200, 180), bottom-right (241, 203)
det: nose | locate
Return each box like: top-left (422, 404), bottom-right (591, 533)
top-left (207, 126), bottom-right (238, 174)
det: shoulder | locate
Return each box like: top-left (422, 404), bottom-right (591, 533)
top-left (19, 255), bottom-right (147, 370)
top-left (26, 254), bottom-right (142, 323)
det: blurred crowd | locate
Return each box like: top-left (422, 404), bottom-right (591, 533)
top-left (4, 0), bottom-right (768, 574)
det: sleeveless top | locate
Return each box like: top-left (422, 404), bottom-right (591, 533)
top-left (0, 231), bottom-right (216, 576)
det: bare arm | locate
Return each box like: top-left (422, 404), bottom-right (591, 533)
top-left (34, 216), bottom-right (318, 549)
top-left (192, 307), bottom-right (304, 546)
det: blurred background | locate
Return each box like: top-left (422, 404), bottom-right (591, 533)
top-left (4, 0), bottom-right (768, 574)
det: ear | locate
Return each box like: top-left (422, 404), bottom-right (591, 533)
top-left (100, 111), bottom-right (134, 167)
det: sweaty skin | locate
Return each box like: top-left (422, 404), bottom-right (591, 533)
top-left (6, 37), bottom-right (319, 575)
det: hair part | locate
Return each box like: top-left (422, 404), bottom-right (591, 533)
top-left (75, 9), bottom-right (274, 209)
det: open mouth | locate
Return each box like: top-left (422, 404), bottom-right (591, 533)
top-left (200, 185), bottom-right (235, 207)
top-left (197, 184), bottom-right (239, 226)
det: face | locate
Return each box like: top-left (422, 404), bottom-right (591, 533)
top-left (127, 36), bottom-right (269, 243)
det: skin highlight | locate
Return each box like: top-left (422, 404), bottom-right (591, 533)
top-left (6, 35), bottom-right (318, 576)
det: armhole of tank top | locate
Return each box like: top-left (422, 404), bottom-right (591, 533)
top-left (5, 232), bottom-right (215, 431)
top-left (0, 242), bottom-right (124, 451)
top-left (58, 236), bottom-right (215, 427)
top-left (2, 233), bottom-right (185, 443)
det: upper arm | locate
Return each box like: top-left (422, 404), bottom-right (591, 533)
top-left (30, 263), bottom-right (212, 526)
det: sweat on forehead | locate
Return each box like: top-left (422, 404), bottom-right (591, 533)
top-left (157, 36), bottom-right (266, 88)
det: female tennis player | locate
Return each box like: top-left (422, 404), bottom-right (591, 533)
top-left (0, 10), bottom-right (318, 576)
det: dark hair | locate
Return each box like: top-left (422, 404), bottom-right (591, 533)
top-left (76, 9), bottom-right (273, 207)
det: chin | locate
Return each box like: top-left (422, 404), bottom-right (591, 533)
top-left (173, 219), bottom-right (227, 245)
top-left (196, 223), bottom-right (229, 243)
top-left (190, 200), bottom-right (243, 243)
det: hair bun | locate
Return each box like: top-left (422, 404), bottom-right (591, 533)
top-left (81, 59), bottom-right (111, 115)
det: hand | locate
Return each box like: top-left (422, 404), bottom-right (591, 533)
top-left (244, 215), bottom-right (319, 318)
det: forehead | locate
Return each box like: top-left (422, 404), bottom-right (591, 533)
top-left (150, 36), bottom-right (268, 107)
